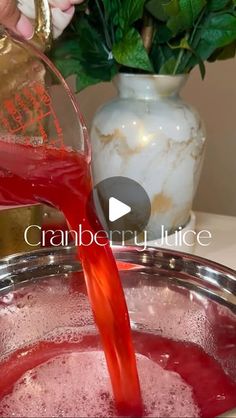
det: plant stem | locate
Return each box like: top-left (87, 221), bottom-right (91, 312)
top-left (173, 48), bottom-right (185, 74)
top-left (173, 5), bottom-right (208, 75)
top-left (190, 7), bottom-right (207, 44)
top-left (95, 0), bottom-right (112, 50)
top-left (141, 13), bottom-right (155, 53)
top-left (110, 21), bottom-right (115, 44)
top-left (178, 6), bottom-right (207, 73)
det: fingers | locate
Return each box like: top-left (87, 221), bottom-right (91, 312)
top-left (49, 0), bottom-right (86, 38)
top-left (18, 0), bottom-right (35, 19)
top-left (16, 0), bottom-right (85, 40)
top-left (51, 6), bottom-right (74, 39)
top-left (0, 0), bottom-right (33, 38)
top-left (49, 0), bottom-right (71, 11)
top-left (49, 0), bottom-right (84, 8)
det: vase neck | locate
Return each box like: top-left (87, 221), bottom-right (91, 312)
top-left (114, 74), bottom-right (187, 100)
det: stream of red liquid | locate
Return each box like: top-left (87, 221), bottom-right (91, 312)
top-left (0, 141), bottom-right (143, 416)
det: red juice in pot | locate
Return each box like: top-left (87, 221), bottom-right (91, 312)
top-left (0, 329), bottom-right (236, 417)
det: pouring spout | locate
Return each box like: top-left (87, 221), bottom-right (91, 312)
top-left (33, 0), bottom-right (53, 52)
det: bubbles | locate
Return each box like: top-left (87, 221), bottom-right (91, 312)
top-left (0, 351), bottom-right (199, 417)
top-left (0, 276), bottom-right (93, 357)
top-left (124, 283), bottom-right (210, 347)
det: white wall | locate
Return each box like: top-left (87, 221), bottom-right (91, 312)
top-left (77, 58), bottom-right (236, 217)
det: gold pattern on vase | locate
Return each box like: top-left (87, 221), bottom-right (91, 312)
top-left (95, 125), bottom-right (156, 157)
top-left (151, 193), bottom-right (173, 215)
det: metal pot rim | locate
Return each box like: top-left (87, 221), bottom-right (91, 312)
top-left (0, 245), bottom-right (236, 310)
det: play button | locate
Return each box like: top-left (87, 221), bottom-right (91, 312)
top-left (87, 176), bottom-right (151, 244)
top-left (109, 197), bottom-right (131, 222)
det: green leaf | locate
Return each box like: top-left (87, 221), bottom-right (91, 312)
top-left (146, 0), bottom-right (180, 21)
top-left (76, 72), bottom-right (104, 91)
top-left (52, 57), bottom-right (100, 91)
top-left (191, 48), bottom-right (206, 78)
top-left (208, 0), bottom-right (231, 12)
top-left (51, 17), bottom-right (118, 90)
top-left (52, 58), bottom-right (80, 78)
top-left (50, 39), bottom-right (80, 59)
top-left (157, 24), bottom-right (174, 43)
top-left (208, 41), bottom-right (236, 61)
top-left (122, 0), bottom-right (146, 25)
top-left (115, 0), bottom-right (146, 39)
top-left (102, 0), bottom-right (121, 17)
top-left (167, 0), bottom-right (206, 35)
top-left (164, 0), bottom-right (180, 17)
top-left (184, 12), bottom-right (236, 74)
top-left (102, 0), bottom-right (121, 25)
top-left (202, 13), bottom-right (236, 45)
top-left (150, 42), bottom-right (178, 73)
top-left (75, 0), bottom-right (89, 12)
top-left (168, 35), bottom-right (206, 78)
top-left (112, 28), bottom-right (154, 72)
top-left (75, 19), bottom-right (115, 77)
top-left (159, 57), bottom-right (177, 73)
top-left (145, 0), bottom-right (170, 22)
top-left (196, 13), bottom-right (236, 61)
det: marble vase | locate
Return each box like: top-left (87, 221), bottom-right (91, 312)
top-left (91, 74), bottom-right (206, 240)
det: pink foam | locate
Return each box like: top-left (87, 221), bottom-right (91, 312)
top-left (0, 351), bottom-right (199, 417)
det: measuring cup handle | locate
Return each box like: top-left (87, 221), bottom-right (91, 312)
top-left (33, 0), bottom-right (53, 52)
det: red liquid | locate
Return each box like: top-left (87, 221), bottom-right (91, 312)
top-left (0, 332), bottom-right (236, 417)
top-left (0, 141), bottom-right (142, 415)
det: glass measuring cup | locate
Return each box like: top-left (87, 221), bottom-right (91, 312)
top-left (0, 0), bottom-right (90, 254)
top-left (0, 0), bottom-right (90, 208)
top-left (0, 32), bottom-right (90, 172)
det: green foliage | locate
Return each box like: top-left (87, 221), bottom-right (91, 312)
top-left (166, 0), bottom-right (207, 35)
top-left (50, 0), bottom-right (236, 91)
top-left (113, 28), bottom-right (154, 71)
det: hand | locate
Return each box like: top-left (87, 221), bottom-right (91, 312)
top-left (0, 0), bottom-right (33, 39)
top-left (18, 0), bottom-right (85, 38)
top-left (0, 0), bottom-right (84, 40)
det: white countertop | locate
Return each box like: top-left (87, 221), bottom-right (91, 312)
top-left (194, 211), bottom-right (236, 270)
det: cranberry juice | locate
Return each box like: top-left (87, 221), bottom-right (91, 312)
top-left (0, 331), bottom-right (236, 418)
top-left (0, 141), bottom-right (142, 415)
